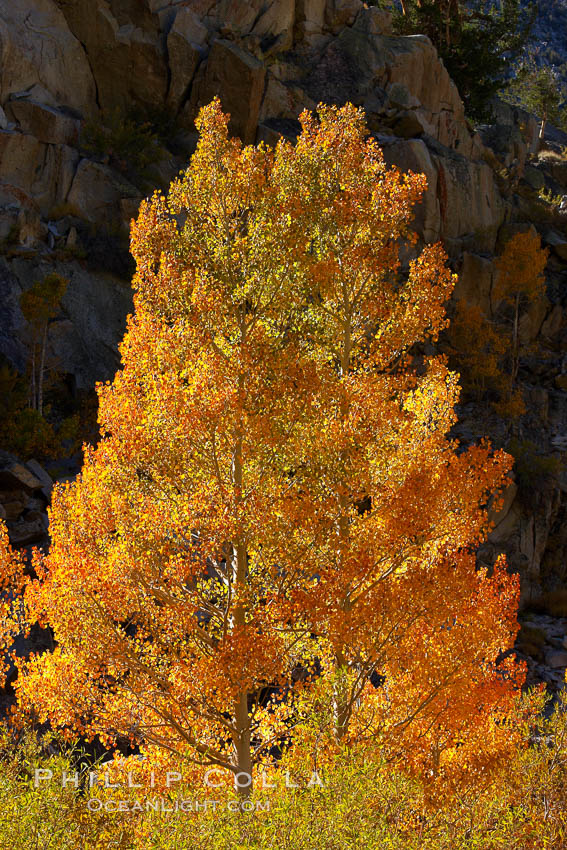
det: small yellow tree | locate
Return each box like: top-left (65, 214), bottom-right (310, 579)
top-left (448, 231), bottom-right (548, 420)
top-left (446, 300), bottom-right (508, 400)
top-left (493, 230), bottom-right (548, 390)
top-left (19, 273), bottom-right (68, 416)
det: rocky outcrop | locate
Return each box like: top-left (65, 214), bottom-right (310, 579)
top-left (0, 0), bottom-right (96, 114)
top-left (0, 0), bottom-right (493, 250)
top-left (1, 0), bottom-right (492, 387)
top-left (6, 99), bottom-right (81, 147)
top-left (518, 613), bottom-right (567, 693)
top-left (0, 453), bottom-right (51, 549)
top-left (55, 0), bottom-right (167, 113)
top-left (66, 160), bottom-right (140, 225)
top-left (166, 8), bottom-right (207, 111)
top-left (187, 39), bottom-right (266, 143)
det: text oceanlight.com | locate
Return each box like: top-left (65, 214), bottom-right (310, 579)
top-left (85, 798), bottom-right (272, 813)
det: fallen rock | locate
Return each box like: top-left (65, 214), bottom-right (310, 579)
top-left (541, 304), bottom-right (563, 340)
top-left (518, 293), bottom-right (549, 344)
top-left (547, 650), bottom-right (567, 669)
top-left (209, 0), bottom-right (265, 34)
top-left (0, 131), bottom-right (46, 199)
top-left (296, 0), bottom-right (326, 28)
top-left (259, 74), bottom-right (314, 123)
top-left (0, 497), bottom-right (28, 521)
top-left (120, 197), bottom-right (142, 228)
top-left (478, 121), bottom-right (530, 171)
top-left (545, 230), bottom-right (567, 262)
top-left (489, 502), bottom-right (521, 545)
top-left (25, 460), bottom-right (54, 500)
top-left (430, 149), bottom-right (505, 251)
top-left (7, 98), bottom-right (81, 146)
top-left (0, 462), bottom-right (42, 494)
top-left (381, 137), bottom-right (441, 243)
top-left (0, 130), bottom-right (79, 215)
top-left (6, 516), bottom-right (47, 547)
top-left (489, 98), bottom-right (539, 156)
top-left (325, 0), bottom-right (364, 33)
top-left (356, 5), bottom-right (392, 36)
top-left (66, 159), bottom-right (140, 225)
top-left (53, 261), bottom-right (133, 388)
top-left (523, 164), bottom-right (545, 191)
top-left (252, 0), bottom-right (295, 50)
top-left (24, 496), bottom-right (47, 515)
top-left (390, 109), bottom-right (427, 139)
top-left (489, 479), bottom-right (518, 530)
top-left (306, 20), bottom-right (478, 157)
top-left (4, 253), bottom-right (133, 389)
top-left (169, 5), bottom-right (208, 46)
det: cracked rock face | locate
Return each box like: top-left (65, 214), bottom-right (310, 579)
top-left (0, 0), bottom-right (96, 114)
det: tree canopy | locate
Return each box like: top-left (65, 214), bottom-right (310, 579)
top-left (1, 100), bottom-right (523, 797)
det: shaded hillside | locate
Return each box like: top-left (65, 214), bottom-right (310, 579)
top-left (527, 0), bottom-right (567, 72)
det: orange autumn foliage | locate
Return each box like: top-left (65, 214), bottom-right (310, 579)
top-left (0, 526), bottom-right (26, 689)
top-left (493, 230), bottom-right (548, 312)
top-left (259, 109), bottom-right (523, 785)
top-left (447, 231), bottom-right (548, 420)
top-left (1, 100), bottom-right (523, 795)
top-left (446, 300), bottom-right (508, 399)
top-left (493, 230), bottom-right (548, 414)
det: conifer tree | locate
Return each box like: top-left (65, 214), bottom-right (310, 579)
top-left (395, 0), bottom-right (535, 118)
